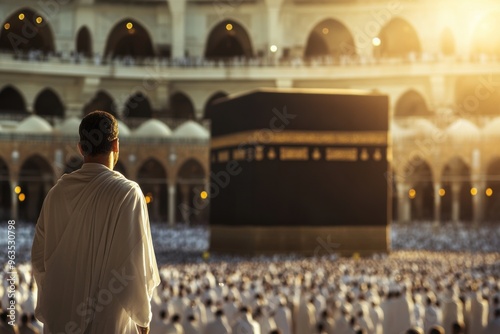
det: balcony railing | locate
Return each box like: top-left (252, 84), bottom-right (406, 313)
top-left (2, 49), bottom-right (499, 69)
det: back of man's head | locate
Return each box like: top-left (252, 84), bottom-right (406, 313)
top-left (79, 110), bottom-right (118, 156)
top-left (171, 314), bottom-right (180, 323)
top-left (451, 322), bottom-right (464, 334)
top-left (0, 312), bottom-right (7, 324)
top-left (429, 325), bottom-right (445, 334)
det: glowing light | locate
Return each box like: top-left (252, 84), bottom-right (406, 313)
top-left (126, 22), bottom-right (133, 30)
top-left (372, 37), bottom-right (381, 47)
top-left (4, 23), bottom-right (10, 30)
top-left (36, 16), bottom-right (43, 24)
top-left (270, 45), bottom-right (278, 53)
top-left (486, 188), bottom-right (493, 197)
top-left (439, 188), bottom-right (446, 197)
top-left (14, 186), bottom-right (21, 194)
top-left (18, 13), bottom-right (25, 21)
top-left (225, 23), bottom-right (233, 31)
top-left (145, 192), bottom-right (153, 204)
top-left (470, 187), bottom-right (478, 196)
top-left (322, 27), bottom-right (329, 35)
top-left (200, 191), bottom-right (208, 200)
top-left (18, 193), bottom-right (25, 202)
top-left (202, 251), bottom-right (210, 260)
top-left (408, 188), bottom-right (416, 199)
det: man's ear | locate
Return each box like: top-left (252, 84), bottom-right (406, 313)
top-left (112, 138), bottom-right (119, 152)
top-left (77, 142), bottom-right (84, 156)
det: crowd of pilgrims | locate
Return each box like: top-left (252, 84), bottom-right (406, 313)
top-left (0, 251), bottom-right (498, 334)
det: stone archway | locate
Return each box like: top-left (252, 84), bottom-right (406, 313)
top-left (205, 20), bottom-right (253, 59)
top-left (104, 19), bottom-right (155, 59)
top-left (18, 155), bottom-right (54, 222)
top-left (304, 18), bottom-right (355, 58)
top-left (137, 158), bottom-right (167, 223)
top-left (34, 88), bottom-right (65, 118)
top-left (0, 7), bottom-right (55, 54)
top-left (376, 17), bottom-right (421, 58)
top-left (176, 158), bottom-right (207, 224)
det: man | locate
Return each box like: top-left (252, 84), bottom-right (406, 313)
top-left (469, 288), bottom-right (488, 334)
top-left (31, 111), bottom-right (160, 333)
top-left (442, 286), bottom-right (464, 334)
top-left (424, 296), bottom-right (441, 334)
top-left (0, 311), bottom-right (19, 334)
top-left (150, 310), bottom-right (169, 334)
top-left (483, 308), bottom-right (500, 334)
top-left (231, 307), bottom-right (260, 334)
top-left (18, 314), bottom-right (39, 334)
top-left (203, 309), bottom-right (231, 334)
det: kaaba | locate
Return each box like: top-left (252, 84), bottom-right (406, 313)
top-left (208, 88), bottom-right (390, 256)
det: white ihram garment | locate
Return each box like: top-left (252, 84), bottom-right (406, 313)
top-left (32, 163), bottom-right (160, 334)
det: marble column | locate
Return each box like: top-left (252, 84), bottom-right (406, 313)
top-left (168, 183), bottom-right (176, 226)
top-left (265, 0), bottom-right (284, 57)
top-left (180, 183), bottom-right (190, 224)
top-left (451, 181), bottom-right (461, 222)
top-left (9, 178), bottom-right (18, 222)
top-left (397, 183), bottom-right (411, 223)
top-left (169, 0), bottom-right (187, 59)
top-left (434, 183), bottom-right (442, 224)
top-left (473, 181), bottom-right (485, 225)
top-left (152, 184), bottom-right (160, 222)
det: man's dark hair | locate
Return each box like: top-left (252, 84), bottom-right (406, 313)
top-left (429, 325), bottom-right (445, 334)
top-left (79, 110), bottom-right (118, 156)
top-left (0, 312), bottom-right (8, 324)
top-left (451, 322), bottom-right (464, 334)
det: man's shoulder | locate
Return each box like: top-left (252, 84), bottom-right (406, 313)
top-left (108, 171), bottom-right (141, 195)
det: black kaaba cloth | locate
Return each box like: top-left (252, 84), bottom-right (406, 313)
top-left (208, 88), bottom-right (390, 255)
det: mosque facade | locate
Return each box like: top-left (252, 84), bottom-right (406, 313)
top-left (1, 0), bottom-right (500, 224)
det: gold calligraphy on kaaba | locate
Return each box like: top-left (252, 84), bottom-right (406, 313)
top-left (218, 150), bottom-right (229, 162)
top-left (232, 148), bottom-right (246, 161)
top-left (212, 131), bottom-right (387, 162)
top-left (216, 146), bottom-right (384, 162)
top-left (326, 148), bottom-right (358, 161)
top-left (211, 130), bottom-right (388, 149)
top-left (280, 147), bottom-right (309, 161)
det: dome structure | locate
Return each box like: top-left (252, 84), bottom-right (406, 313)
top-left (133, 119), bottom-right (172, 138)
top-left (56, 117), bottom-right (80, 135)
top-left (483, 117), bottom-right (500, 137)
top-left (16, 115), bottom-right (53, 134)
top-left (117, 120), bottom-right (131, 137)
top-left (173, 121), bottom-right (209, 139)
top-left (411, 118), bottom-right (440, 136)
top-left (391, 121), bottom-right (415, 139)
top-left (446, 119), bottom-right (480, 142)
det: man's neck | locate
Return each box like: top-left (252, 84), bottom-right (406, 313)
top-left (83, 154), bottom-right (114, 170)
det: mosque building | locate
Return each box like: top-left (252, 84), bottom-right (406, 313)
top-left (1, 0), bottom-right (500, 224)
